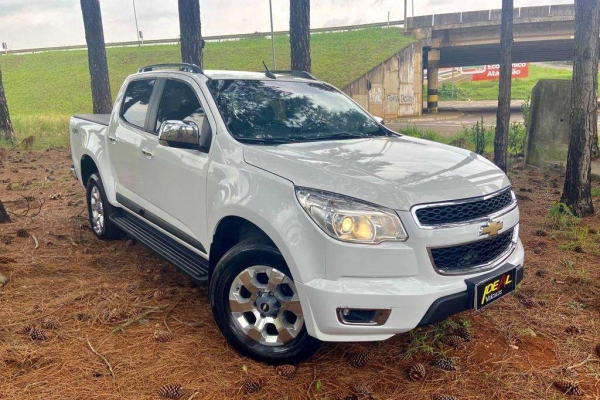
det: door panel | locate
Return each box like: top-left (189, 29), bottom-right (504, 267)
top-left (110, 78), bottom-right (157, 198)
top-left (135, 77), bottom-right (212, 251)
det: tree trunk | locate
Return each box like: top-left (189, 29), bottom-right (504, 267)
top-left (493, 0), bottom-right (513, 173)
top-left (290, 0), bottom-right (311, 72)
top-left (0, 68), bottom-right (15, 143)
top-left (178, 0), bottom-right (204, 68)
top-left (80, 0), bottom-right (112, 114)
top-left (561, 0), bottom-right (599, 217)
top-left (0, 199), bottom-right (10, 224)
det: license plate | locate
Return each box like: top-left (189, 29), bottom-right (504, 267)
top-left (474, 268), bottom-right (516, 310)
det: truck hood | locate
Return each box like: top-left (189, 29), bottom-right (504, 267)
top-left (243, 135), bottom-right (510, 210)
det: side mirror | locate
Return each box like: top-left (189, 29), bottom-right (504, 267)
top-left (158, 120), bottom-right (200, 149)
top-left (373, 116), bottom-right (385, 125)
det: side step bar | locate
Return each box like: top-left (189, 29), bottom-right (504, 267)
top-left (110, 211), bottom-right (209, 283)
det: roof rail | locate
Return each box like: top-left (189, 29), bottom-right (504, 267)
top-left (138, 63), bottom-right (204, 74)
top-left (270, 70), bottom-right (317, 80)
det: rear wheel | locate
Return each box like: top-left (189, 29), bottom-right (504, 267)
top-left (210, 240), bottom-right (321, 365)
top-left (86, 173), bottom-right (120, 240)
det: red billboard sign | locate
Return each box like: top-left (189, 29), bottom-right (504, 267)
top-left (462, 63), bottom-right (529, 81)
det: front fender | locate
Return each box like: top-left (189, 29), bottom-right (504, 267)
top-left (206, 135), bottom-right (327, 285)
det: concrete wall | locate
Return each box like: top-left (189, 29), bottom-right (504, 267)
top-left (342, 43), bottom-right (423, 118)
top-left (525, 80), bottom-right (572, 169)
top-left (407, 4), bottom-right (574, 30)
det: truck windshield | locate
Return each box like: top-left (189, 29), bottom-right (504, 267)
top-left (206, 79), bottom-right (387, 143)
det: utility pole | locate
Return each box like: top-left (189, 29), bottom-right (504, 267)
top-left (269, 0), bottom-right (276, 69)
top-left (404, 0), bottom-right (407, 21)
top-left (412, 0), bottom-right (414, 17)
top-left (132, 0), bottom-right (140, 44)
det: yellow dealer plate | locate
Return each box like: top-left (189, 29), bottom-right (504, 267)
top-left (475, 267), bottom-right (516, 310)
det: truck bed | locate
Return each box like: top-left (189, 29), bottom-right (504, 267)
top-left (73, 114), bottom-right (110, 126)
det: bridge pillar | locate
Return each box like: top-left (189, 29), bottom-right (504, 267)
top-left (427, 49), bottom-right (440, 114)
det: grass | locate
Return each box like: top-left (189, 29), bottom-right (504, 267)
top-left (441, 65), bottom-right (578, 101)
top-left (0, 28), bottom-right (413, 149)
top-left (399, 118), bottom-right (527, 157)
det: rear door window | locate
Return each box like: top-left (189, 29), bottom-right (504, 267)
top-left (155, 79), bottom-right (204, 132)
top-left (120, 79), bottom-right (156, 130)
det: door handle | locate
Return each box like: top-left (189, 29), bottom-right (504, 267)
top-left (141, 149), bottom-right (154, 158)
top-left (108, 136), bottom-right (117, 143)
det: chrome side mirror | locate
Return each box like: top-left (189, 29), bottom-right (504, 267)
top-left (158, 120), bottom-right (200, 149)
top-left (373, 116), bottom-right (385, 125)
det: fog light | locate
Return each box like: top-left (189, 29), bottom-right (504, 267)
top-left (336, 308), bottom-right (391, 326)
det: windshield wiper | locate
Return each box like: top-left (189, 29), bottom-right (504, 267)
top-left (291, 131), bottom-right (389, 142)
top-left (236, 137), bottom-right (301, 145)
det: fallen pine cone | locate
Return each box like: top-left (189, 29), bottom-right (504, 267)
top-left (565, 325), bottom-right (581, 335)
top-left (595, 343), bottom-right (600, 358)
top-left (350, 382), bottom-right (372, 396)
top-left (17, 325), bottom-right (33, 334)
top-left (519, 297), bottom-right (537, 308)
top-left (275, 364), bottom-right (297, 380)
top-left (347, 351), bottom-right (372, 368)
top-left (243, 378), bottom-right (265, 394)
top-left (431, 357), bottom-right (456, 371)
top-left (433, 395), bottom-right (459, 400)
top-left (154, 330), bottom-right (173, 343)
top-left (452, 327), bottom-right (472, 342)
top-left (407, 362), bottom-right (426, 381)
top-left (41, 317), bottom-right (59, 330)
top-left (442, 334), bottom-right (463, 348)
top-left (29, 328), bottom-right (49, 341)
top-left (153, 289), bottom-right (168, 301)
top-left (16, 229), bottom-right (29, 238)
top-left (554, 379), bottom-right (583, 396)
top-left (158, 383), bottom-right (183, 399)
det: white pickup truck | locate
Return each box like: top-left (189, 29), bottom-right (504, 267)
top-left (70, 63), bottom-right (524, 365)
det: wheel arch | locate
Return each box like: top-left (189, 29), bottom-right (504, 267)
top-left (80, 154), bottom-right (99, 186)
top-left (209, 215), bottom-right (277, 281)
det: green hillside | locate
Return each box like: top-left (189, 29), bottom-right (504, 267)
top-left (0, 27), bottom-right (413, 148)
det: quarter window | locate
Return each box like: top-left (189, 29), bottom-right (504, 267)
top-left (120, 79), bottom-right (156, 129)
top-left (156, 80), bottom-right (204, 132)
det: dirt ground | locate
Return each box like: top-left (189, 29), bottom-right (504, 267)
top-left (1, 148), bottom-right (599, 400)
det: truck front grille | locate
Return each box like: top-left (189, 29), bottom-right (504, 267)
top-left (414, 188), bottom-right (514, 227)
top-left (430, 227), bottom-right (515, 274)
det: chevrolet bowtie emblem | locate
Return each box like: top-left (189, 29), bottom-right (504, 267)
top-left (479, 220), bottom-right (504, 237)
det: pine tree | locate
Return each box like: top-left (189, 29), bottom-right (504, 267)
top-left (0, 68), bottom-right (15, 142)
top-left (80, 0), bottom-right (112, 114)
top-left (178, 0), bottom-right (204, 68)
top-left (290, 0), bottom-right (311, 72)
top-left (560, 0), bottom-right (599, 217)
top-left (493, 0), bottom-right (513, 172)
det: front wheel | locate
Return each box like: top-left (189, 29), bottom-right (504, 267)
top-left (210, 240), bottom-right (321, 365)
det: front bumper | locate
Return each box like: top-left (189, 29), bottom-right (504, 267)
top-left (297, 240), bottom-right (524, 342)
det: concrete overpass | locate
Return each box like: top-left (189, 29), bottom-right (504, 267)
top-left (343, 4), bottom-right (577, 118)
top-left (408, 4), bottom-right (575, 113)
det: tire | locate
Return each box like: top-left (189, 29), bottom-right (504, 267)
top-left (210, 240), bottom-right (322, 365)
top-left (86, 173), bottom-right (121, 240)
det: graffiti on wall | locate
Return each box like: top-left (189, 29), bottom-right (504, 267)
top-left (386, 93), bottom-right (414, 105)
top-left (369, 85), bottom-right (383, 104)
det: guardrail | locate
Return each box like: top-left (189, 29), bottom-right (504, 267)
top-left (3, 19), bottom-right (404, 56)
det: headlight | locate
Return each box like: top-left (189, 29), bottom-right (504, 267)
top-left (295, 187), bottom-right (408, 244)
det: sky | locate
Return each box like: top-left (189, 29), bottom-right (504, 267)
top-left (0, 0), bottom-right (574, 50)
